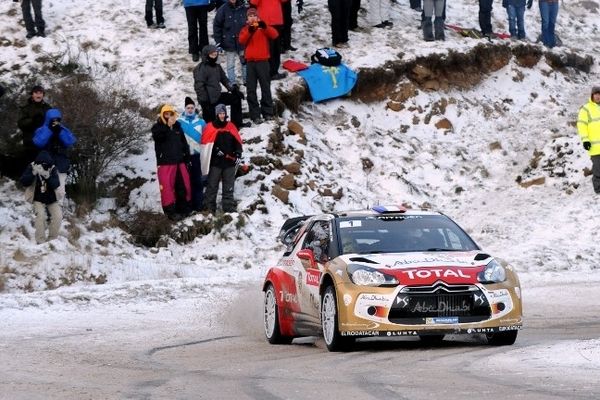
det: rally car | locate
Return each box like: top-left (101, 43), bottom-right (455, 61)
top-left (262, 206), bottom-right (523, 351)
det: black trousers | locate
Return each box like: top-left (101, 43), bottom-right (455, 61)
top-left (329, 0), bottom-right (351, 45)
top-left (592, 155), bottom-right (600, 194)
top-left (349, 0), bottom-right (361, 30)
top-left (246, 61), bottom-right (274, 120)
top-left (203, 165), bottom-right (237, 212)
top-left (200, 92), bottom-right (243, 129)
top-left (185, 6), bottom-right (210, 55)
top-left (281, 1), bottom-right (293, 49)
top-left (21, 0), bottom-right (45, 34)
top-left (145, 0), bottom-right (164, 25)
top-left (269, 25), bottom-right (283, 76)
top-left (410, 0), bottom-right (421, 9)
top-left (478, 0), bottom-right (493, 34)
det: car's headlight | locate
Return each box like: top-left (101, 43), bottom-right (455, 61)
top-left (348, 264), bottom-right (399, 286)
top-left (478, 259), bottom-right (506, 283)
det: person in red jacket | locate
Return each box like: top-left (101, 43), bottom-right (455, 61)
top-left (249, 0), bottom-right (288, 80)
top-left (239, 8), bottom-right (278, 124)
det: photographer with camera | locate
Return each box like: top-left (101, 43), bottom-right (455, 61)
top-left (20, 150), bottom-right (62, 244)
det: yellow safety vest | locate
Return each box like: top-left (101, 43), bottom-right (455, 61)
top-left (577, 100), bottom-right (600, 156)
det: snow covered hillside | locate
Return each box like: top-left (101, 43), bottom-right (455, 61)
top-left (0, 0), bottom-right (599, 301)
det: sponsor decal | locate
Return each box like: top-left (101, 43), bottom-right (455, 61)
top-left (306, 269), bottom-right (320, 286)
top-left (340, 220), bottom-right (362, 228)
top-left (280, 259), bottom-right (295, 267)
top-left (341, 330), bottom-right (380, 337)
top-left (279, 290), bottom-right (298, 304)
top-left (386, 331), bottom-right (418, 336)
top-left (401, 268), bottom-right (473, 280)
top-left (498, 325), bottom-right (521, 331)
top-left (359, 294), bottom-right (388, 302)
top-left (466, 326), bottom-right (520, 334)
top-left (414, 301), bottom-right (470, 313)
top-left (343, 294), bottom-right (352, 306)
top-left (487, 289), bottom-right (509, 299)
top-left (426, 317), bottom-right (459, 324)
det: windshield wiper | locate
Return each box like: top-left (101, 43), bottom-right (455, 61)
top-left (425, 248), bottom-right (462, 252)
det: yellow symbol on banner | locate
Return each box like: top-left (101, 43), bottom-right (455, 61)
top-left (321, 66), bottom-right (340, 88)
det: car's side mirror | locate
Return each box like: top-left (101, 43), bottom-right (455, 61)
top-left (297, 248), bottom-right (316, 268)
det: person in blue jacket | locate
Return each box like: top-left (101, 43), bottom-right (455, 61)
top-left (20, 150), bottom-right (62, 244)
top-left (178, 96), bottom-right (207, 211)
top-left (502, 0), bottom-right (532, 40)
top-left (32, 108), bottom-right (77, 204)
top-left (213, 0), bottom-right (248, 84)
top-left (184, 0), bottom-right (215, 62)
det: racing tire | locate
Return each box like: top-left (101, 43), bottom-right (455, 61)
top-left (321, 286), bottom-right (355, 352)
top-left (264, 284), bottom-right (293, 344)
top-left (419, 334), bottom-right (445, 345)
top-left (486, 330), bottom-right (518, 346)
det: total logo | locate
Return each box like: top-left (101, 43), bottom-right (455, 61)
top-left (306, 269), bottom-right (320, 286)
top-left (401, 268), bottom-right (473, 280)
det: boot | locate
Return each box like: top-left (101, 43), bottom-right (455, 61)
top-left (422, 19), bottom-right (434, 42)
top-left (434, 17), bottom-right (445, 41)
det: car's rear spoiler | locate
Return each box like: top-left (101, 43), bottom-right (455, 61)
top-left (278, 215), bottom-right (313, 244)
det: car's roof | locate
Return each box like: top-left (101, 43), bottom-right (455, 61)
top-left (322, 206), bottom-right (444, 219)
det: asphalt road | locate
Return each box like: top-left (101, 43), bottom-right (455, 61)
top-left (1, 281), bottom-right (599, 400)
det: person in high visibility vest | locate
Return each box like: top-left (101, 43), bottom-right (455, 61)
top-left (577, 86), bottom-right (600, 193)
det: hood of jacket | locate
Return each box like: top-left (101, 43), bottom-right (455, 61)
top-left (43, 108), bottom-right (62, 126)
top-left (202, 44), bottom-right (219, 62)
top-left (34, 150), bottom-right (55, 166)
top-left (159, 104), bottom-right (177, 124)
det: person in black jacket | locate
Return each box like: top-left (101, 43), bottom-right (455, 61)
top-left (20, 150), bottom-right (62, 244)
top-left (213, 0), bottom-right (248, 84)
top-left (151, 104), bottom-right (193, 220)
top-left (17, 85), bottom-right (51, 171)
top-left (193, 44), bottom-right (248, 129)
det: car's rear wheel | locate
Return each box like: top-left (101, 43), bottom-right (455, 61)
top-left (264, 284), bottom-right (293, 344)
top-left (419, 334), bottom-right (445, 345)
top-left (486, 330), bottom-right (518, 346)
top-left (321, 286), bottom-right (354, 352)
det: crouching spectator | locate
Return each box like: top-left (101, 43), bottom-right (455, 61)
top-left (20, 151), bottom-right (62, 244)
top-left (200, 104), bottom-right (243, 213)
top-left (32, 108), bottom-right (76, 204)
top-left (152, 104), bottom-right (193, 220)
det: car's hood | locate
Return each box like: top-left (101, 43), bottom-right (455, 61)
top-left (340, 250), bottom-right (492, 285)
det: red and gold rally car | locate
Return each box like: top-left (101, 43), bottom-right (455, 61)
top-left (263, 206), bottom-right (523, 351)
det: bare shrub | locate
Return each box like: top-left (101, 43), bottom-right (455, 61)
top-left (121, 210), bottom-right (172, 247)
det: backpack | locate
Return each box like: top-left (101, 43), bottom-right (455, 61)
top-left (310, 48), bottom-right (342, 67)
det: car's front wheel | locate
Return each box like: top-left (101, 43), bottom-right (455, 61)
top-left (321, 286), bottom-right (354, 352)
top-left (486, 330), bottom-right (518, 346)
top-left (264, 284), bottom-right (293, 344)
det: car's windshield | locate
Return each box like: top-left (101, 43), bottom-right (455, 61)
top-left (336, 215), bottom-right (479, 255)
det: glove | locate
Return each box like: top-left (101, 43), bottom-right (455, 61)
top-left (297, 0), bottom-right (303, 13)
top-left (231, 84), bottom-right (245, 100)
top-left (248, 24), bottom-right (257, 33)
top-left (527, 0), bottom-right (532, 9)
top-left (583, 141), bottom-right (592, 150)
top-left (257, 21), bottom-right (266, 29)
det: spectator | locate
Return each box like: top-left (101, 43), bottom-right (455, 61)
top-left (422, 0), bottom-right (444, 40)
top-left (280, 0), bottom-right (296, 52)
top-left (249, 0), bottom-right (288, 80)
top-left (329, 0), bottom-right (351, 48)
top-left (151, 105), bottom-right (192, 220)
top-left (20, 150), bottom-right (62, 244)
top-left (193, 44), bottom-right (247, 129)
top-left (145, 0), bottom-right (165, 29)
top-left (503, 0), bottom-right (532, 41)
top-left (213, 0), bottom-right (248, 84)
top-left (478, 0), bottom-right (494, 38)
top-left (200, 104), bottom-right (243, 213)
top-left (239, 7), bottom-right (278, 124)
top-left (178, 97), bottom-right (207, 211)
top-left (0, 84), bottom-right (5, 98)
top-left (349, 0), bottom-right (361, 31)
top-left (184, 0), bottom-right (213, 62)
top-left (368, 0), bottom-right (393, 28)
top-left (410, 0), bottom-right (422, 12)
top-left (21, 0), bottom-right (46, 38)
top-left (17, 85), bottom-right (51, 170)
top-left (577, 86), bottom-right (600, 194)
top-left (32, 108), bottom-right (76, 204)
top-left (538, 0), bottom-right (559, 48)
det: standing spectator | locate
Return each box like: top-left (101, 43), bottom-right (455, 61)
top-left (249, 0), bottom-right (288, 80)
top-left (422, 0), bottom-right (444, 41)
top-left (329, 0), bottom-right (351, 48)
top-left (200, 104), bottom-right (243, 213)
top-left (280, 0), bottom-right (296, 51)
top-left (20, 150), bottom-right (62, 244)
top-left (21, 0), bottom-right (46, 38)
top-left (178, 97), bottom-right (207, 211)
top-left (184, 0), bottom-right (213, 62)
top-left (410, 0), bottom-right (422, 12)
top-left (213, 0), bottom-right (248, 84)
top-left (503, 0), bottom-right (532, 40)
top-left (239, 8), bottom-right (278, 124)
top-left (32, 108), bottom-right (77, 204)
top-left (193, 44), bottom-right (247, 129)
top-left (368, 0), bottom-right (393, 28)
top-left (577, 86), bottom-right (600, 194)
top-left (538, 0), bottom-right (559, 48)
top-left (151, 105), bottom-right (192, 220)
top-left (17, 85), bottom-right (51, 171)
top-left (349, 0), bottom-right (361, 31)
top-left (478, 0), bottom-right (494, 38)
top-left (145, 0), bottom-right (165, 29)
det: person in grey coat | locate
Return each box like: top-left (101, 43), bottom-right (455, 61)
top-left (193, 44), bottom-right (247, 129)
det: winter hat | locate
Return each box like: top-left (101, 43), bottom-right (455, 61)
top-left (185, 96), bottom-right (195, 107)
top-left (215, 103), bottom-right (228, 116)
top-left (30, 85), bottom-right (44, 94)
top-left (592, 86), bottom-right (600, 97)
top-left (247, 7), bottom-right (258, 17)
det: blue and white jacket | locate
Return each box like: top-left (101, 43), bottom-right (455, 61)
top-left (183, 0), bottom-right (212, 7)
top-left (178, 111), bottom-right (206, 155)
